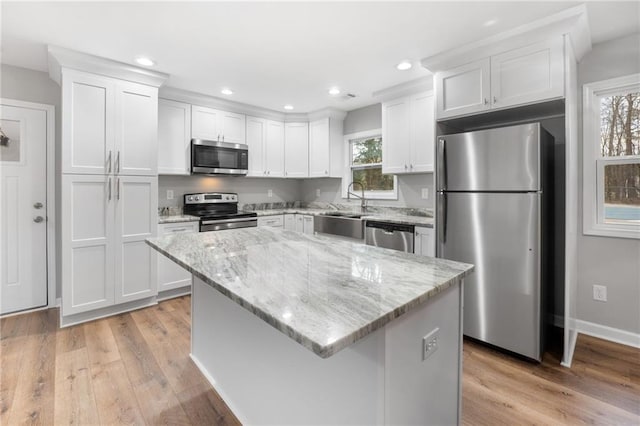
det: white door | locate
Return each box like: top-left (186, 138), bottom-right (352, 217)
top-left (219, 110), bottom-right (246, 144)
top-left (435, 58), bottom-right (491, 119)
top-left (246, 116), bottom-right (266, 177)
top-left (284, 122), bottom-right (309, 178)
top-left (114, 176), bottom-right (158, 304)
top-left (0, 104), bottom-right (48, 314)
top-left (115, 81), bottom-right (158, 176)
top-left (265, 120), bottom-right (285, 177)
top-left (382, 98), bottom-right (410, 174)
top-left (191, 105), bottom-right (220, 140)
top-left (309, 119), bottom-right (330, 177)
top-left (410, 92), bottom-right (435, 173)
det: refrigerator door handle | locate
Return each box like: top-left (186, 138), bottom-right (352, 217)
top-left (437, 138), bottom-right (446, 191)
top-left (437, 192), bottom-right (447, 245)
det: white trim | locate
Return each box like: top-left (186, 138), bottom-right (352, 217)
top-left (561, 328), bottom-right (578, 368)
top-left (371, 76), bottom-right (433, 103)
top-left (341, 129), bottom-right (398, 201)
top-left (582, 73), bottom-right (640, 240)
top-left (576, 319), bottom-right (640, 349)
top-left (0, 98), bottom-right (57, 311)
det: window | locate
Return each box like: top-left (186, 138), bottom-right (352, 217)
top-left (342, 129), bottom-right (397, 200)
top-left (583, 74), bottom-right (640, 239)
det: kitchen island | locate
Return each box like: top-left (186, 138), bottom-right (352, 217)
top-left (147, 227), bottom-right (473, 425)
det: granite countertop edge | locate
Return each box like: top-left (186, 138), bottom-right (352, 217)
top-left (158, 214), bottom-right (200, 224)
top-left (250, 208), bottom-right (435, 227)
top-left (146, 237), bottom-right (473, 358)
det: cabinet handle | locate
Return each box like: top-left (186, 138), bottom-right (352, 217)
top-left (116, 178), bottom-right (120, 200)
top-left (217, 134), bottom-right (220, 141)
top-left (268, 171), bottom-right (270, 175)
top-left (404, 164), bottom-right (408, 170)
top-left (325, 170), bottom-right (328, 175)
top-left (222, 134), bottom-right (225, 142)
top-left (108, 178), bottom-right (112, 201)
top-left (170, 227), bottom-right (187, 233)
top-left (116, 151), bottom-right (120, 174)
top-left (493, 96), bottom-right (497, 104)
top-left (484, 98), bottom-right (489, 105)
top-left (107, 150), bottom-right (112, 173)
top-left (285, 172), bottom-right (287, 176)
top-left (410, 164), bottom-right (413, 169)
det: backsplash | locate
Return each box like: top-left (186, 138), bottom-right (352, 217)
top-left (241, 201), bottom-right (433, 218)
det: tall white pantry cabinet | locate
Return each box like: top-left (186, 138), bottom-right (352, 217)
top-left (58, 65), bottom-right (163, 325)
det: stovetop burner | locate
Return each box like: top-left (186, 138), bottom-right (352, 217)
top-left (183, 192), bottom-right (257, 232)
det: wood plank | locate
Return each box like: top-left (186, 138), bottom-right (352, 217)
top-left (55, 323), bottom-right (86, 354)
top-left (53, 348), bottom-right (100, 425)
top-left (0, 335), bottom-right (27, 423)
top-left (84, 317), bottom-right (121, 369)
top-left (177, 382), bottom-right (241, 426)
top-left (134, 376), bottom-right (191, 425)
top-left (91, 360), bottom-right (146, 425)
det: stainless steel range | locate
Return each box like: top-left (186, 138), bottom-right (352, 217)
top-left (183, 192), bottom-right (257, 232)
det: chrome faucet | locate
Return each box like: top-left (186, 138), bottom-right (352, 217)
top-left (347, 181), bottom-right (367, 212)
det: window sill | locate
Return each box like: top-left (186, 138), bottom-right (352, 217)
top-left (583, 223), bottom-right (640, 240)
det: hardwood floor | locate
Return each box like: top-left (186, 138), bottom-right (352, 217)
top-left (1, 296), bottom-right (639, 425)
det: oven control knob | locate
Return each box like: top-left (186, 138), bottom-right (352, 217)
top-left (187, 196), bottom-right (193, 202)
top-left (195, 196), bottom-right (200, 201)
top-left (225, 196), bottom-right (230, 200)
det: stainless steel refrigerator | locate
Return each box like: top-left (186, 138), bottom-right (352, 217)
top-left (436, 123), bottom-right (553, 361)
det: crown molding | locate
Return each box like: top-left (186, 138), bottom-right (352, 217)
top-left (421, 4), bottom-right (592, 73)
top-left (307, 107), bottom-right (348, 121)
top-left (371, 76), bottom-right (433, 102)
top-left (47, 45), bottom-right (169, 87)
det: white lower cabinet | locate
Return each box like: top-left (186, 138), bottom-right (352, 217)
top-left (284, 214), bottom-right (296, 231)
top-left (157, 222), bottom-right (198, 293)
top-left (295, 214), bottom-right (314, 234)
top-left (62, 174), bottom-right (158, 316)
top-left (414, 225), bottom-right (435, 257)
top-left (257, 215), bottom-right (284, 227)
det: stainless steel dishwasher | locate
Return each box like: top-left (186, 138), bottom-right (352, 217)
top-left (365, 221), bottom-right (415, 253)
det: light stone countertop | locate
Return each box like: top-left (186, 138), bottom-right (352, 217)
top-left (248, 208), bottom-right (435, 227)
top-left (158, 214), bottom-right (200, 224)
top-left (146, 227), bottom-right (473, 358)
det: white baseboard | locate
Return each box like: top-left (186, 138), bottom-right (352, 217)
top-left (575, 319), bottom-right (640, 349)
top-left (56, 297), bottom-right (61, 307)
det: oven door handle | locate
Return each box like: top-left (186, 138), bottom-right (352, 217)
top-left (201, 217), bottom-right (258, 226)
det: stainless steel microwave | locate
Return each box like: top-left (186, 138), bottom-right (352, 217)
top-left (191, 139), bottom-right (249, 175)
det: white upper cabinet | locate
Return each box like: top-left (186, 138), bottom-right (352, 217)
top-left (115, 81), bottom-right (158, 176)
top-left (265, 120), bottom-right (285, 177)
top-left (435, 59), bottom-right (491, 120)
top-left (62, 69), bottom-right (115, 175)
top-left (435, 38), bottom-right (565, 120)
top-left (382, 91), bottom-right (435, 174)
top-left (490, 38), bottom-right (564, 109)
top-left (192, 105), bottom-right (246, 144)
top-left (62, 69), bottom-right (158, 176)
top-left (158, 99), bottom-right (191, 175)
top-left (246, 116), bottom-right (267, 177)
top-left (284, 122), bottom-right (309, 178)
top-left (309, 117), bottom-right (343, 178)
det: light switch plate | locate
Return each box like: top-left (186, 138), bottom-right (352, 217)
top-left (268, 189), bottom-right (273, 198)
top-left (421, 188), bottom-right (429, 199)
top-left (593, 285), bottom-right (607, 302)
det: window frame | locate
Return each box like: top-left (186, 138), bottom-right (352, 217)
top-left (342, 129), bottom-right (398, 200)
top-left (583, 73), bottom-right (640, 239)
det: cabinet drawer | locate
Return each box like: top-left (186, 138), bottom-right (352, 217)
top-left (159, 222), bottom-right (198, 234)
top-left (258, 215), bottom-right (284, 227)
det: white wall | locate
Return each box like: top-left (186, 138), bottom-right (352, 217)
top-left (301, 103), bottom-right (434, 209)
top-left (1, 64), bottom-right (63, 299)
top-left (159, 175), bottom-right (302, 207)
top-left (577, 33), bottom-right (640, 334)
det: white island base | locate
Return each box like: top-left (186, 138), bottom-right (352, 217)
top-left (191, 277), bottom-right (464, 425)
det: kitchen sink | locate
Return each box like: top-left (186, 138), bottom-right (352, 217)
top-left (315, 213), bottom-right (365, 240)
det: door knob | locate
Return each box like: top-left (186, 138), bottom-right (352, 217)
top-left (34, 216), bottom-right (44, 223)
top-left (34, 202), bottom-right (43, 209)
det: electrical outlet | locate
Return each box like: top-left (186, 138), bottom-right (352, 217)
top-left (316, 188), bottom-right (321, 197)
top-left (267, 189), bottom-right (273, 198)
top-left (593, 285), bottom-right (607, 302)
top-left (422, 327), bottom-right (440, 361)
top-left (166, 190), bottom-right (174, 200)
top-left (421, 188), bottom-right (429, 199)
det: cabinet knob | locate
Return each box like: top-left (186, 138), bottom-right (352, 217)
top-left (33, 216), bottom-right (44, 223)
top-left (34, 202), bottom-right (44, 209)
top-left (493, 96), bottom-right (497, 104)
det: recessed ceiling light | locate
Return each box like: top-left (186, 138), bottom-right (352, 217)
top-left (396, 61), bottom-right (412, 71)
top-left (135, 56), bottom-right (155, 67)
top-left (284, 105), bottom-right (294, 111)
top-left (221, 88), bottom-right (233, 95)
top-left (329, 87), bottom-right (341, 96)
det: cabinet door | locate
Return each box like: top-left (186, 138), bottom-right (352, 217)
top-left (309, 118), bottom-right (330, 177)
top-left (158, 99), bottom-right (191, 175)
top-left (62, 69), bottom-right (115, 174)
top-left (265, 120), bottom-right (285, 177)
top-left (284, 214), bottom-right (296, 231)
top-left (157, 222), bottom-right (197, 292)
top-left (257, 215), bottom-right (284, 227)
top-left (115, 81), bottom-right (158, 176)
top-left (114, 176), bottom-right (158, 304)
top-left (219, 110), bottom-right (246, 144)
top-left (490, 39), bottom-right (564, 109)
top-left (284, 122), bottom-right (309, 178)
top-left (410, 92), bottom-right (435, 173)
top-left (192, 105), bottom-right (220, 140)
top-left (414, 226), bottom-right (435, 257)
top-left (435, 58), bottom-right (490, 119)
top-left (302, 215), bottom-right (314, 235)
top-left (382, 98), bottom-right (410, 174)
top-left (62, 175), bottom-right (115, 315)
top-left (295, 214), bottom-right (304, 233)
top-left (246, 116), bottom-right (267, 177)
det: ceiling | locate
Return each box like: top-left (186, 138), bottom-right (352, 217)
top-left (1, 2), bottom-right (638, 113)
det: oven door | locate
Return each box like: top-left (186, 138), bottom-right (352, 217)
top-left (191, 139), bottom-right (249, 175)
top-left (200, 217), bottom-right (258, 232)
